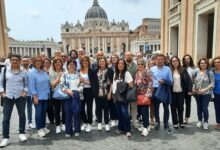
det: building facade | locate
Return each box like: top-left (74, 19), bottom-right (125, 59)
top-left (61, 0), bottom-right (130, 57)
top-left (0, 0), bottom-right (9, 58)
top-left (9, 38), bottom-right (62, 58)
top-left (130, 18), bottom-right (161, 56)
top-left (161, 0), bottom-right (220, 62)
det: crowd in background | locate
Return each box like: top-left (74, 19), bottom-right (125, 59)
top-left (0, 48), bottom-right (219, 148)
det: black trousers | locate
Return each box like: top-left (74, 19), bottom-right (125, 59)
top-left (47, 99), bottom-right (54, 124)
top-left (96, 96), bottom-right (109, 124)
top-left (81, 88), bottom-right (94, 124)
top-left (53, 99), bottom-right (65, 126)
top-left (171, 92), bottom-right (184, 125)
top-left (184, 91), bottom-right (192, 118)
top-left (108, 99), bottom-right (118, 120)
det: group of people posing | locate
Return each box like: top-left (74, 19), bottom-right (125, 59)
top-left (0, 48), bottom-right (219, 148)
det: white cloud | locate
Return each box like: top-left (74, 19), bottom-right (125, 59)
top-left (24, 10), bottom-right (41, 19)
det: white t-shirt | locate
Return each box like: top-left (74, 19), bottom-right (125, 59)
top-left (187, 67), bottom-right (199, 79)
top-left (112, 71), bottom-right (133, 94)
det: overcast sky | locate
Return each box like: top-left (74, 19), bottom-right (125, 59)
top-left (5, 0), bottom-right (161, 42)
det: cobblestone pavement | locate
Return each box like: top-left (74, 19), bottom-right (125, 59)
top-left (0, 99), bottom-right (220, 150)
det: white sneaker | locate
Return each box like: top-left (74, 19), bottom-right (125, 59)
top-left (56, 126), bottom-right (61, 134)
top-left (38, 129), bottom-right (46, 137)
top-left (138, 126), bottom-right (144, 132)
top-left (74, 133), bottom-right (80, 137)
top-left (148, 126), bottom-right (151, 132)
top-left (44, 127), bottom-right (50, 134)
top-left (61, 124), bottom-right (65, 131)
top-left (203, 122), bottom-right (209, 130)
top-left (196, 121), bottom-right (202, 128)
top-left (81, 123), bottom-right (87, 131)
top-left (111, 120), bottom-right (116, 127)
top-left (85, 124), bottom-right (92, 132)
top-left (19, 134), bottom-right (27, 142)
top-left (141, 128), bottom-right (149, 136)
top-left (0, 138), bottom-right (9, 148)
top-left (28, 123), bottom-right (35, 129)
top-left (65, 134), bottom-right (71, 138)
top-left (105, 124), bottom-right (110, 132)
top-left (97, 123), bottom-right (102, 131)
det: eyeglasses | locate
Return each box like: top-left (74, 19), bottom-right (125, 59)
top-left (82, 59), bottom-right (88, 62)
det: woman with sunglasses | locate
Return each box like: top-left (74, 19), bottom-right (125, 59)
top-left (170, 56), bottom-right (192, 129)
top-left (193, 58), bottom-right (215, 130)
top-left (29, 57), bottom-right (51, 137)
top-left (80, 56), bottom-right (98, 133)
top-left (135, 59), bottom-right (153, 136)
top-left (212, 56), bottom-right (220, 130)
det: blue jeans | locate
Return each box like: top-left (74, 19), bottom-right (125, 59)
top-left (2, 97), bottom-right (26, 138)
top-left (115, 102), bottom-right (131, 132)
top-left (139, 105), bottom-right (149, 128)
top-left (34, 100), bottom-right (48, 130)
top-left (152, 88), bottom-right (170, 127)
top-left (195, 94), bottom-right (210, 123)
top-left (214, 93), bottom-right (220, 124)
top-left (63, 91), bottom-right (81, 134)
top-left (26, 96), bottom-right (33, 124)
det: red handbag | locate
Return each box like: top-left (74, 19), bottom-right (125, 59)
top-left (137, 95), bottom-right (151, 105)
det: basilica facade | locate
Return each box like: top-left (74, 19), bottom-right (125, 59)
top-left (61, 0), bottom-right (131, 57)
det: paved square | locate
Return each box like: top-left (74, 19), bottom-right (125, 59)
top-left (0, 99), bottom-right (219, 150)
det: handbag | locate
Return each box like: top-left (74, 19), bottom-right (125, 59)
top-left (52, 85), bottom-right (69, 100)
top-left (52, 74), bottom-right (69, 100)
top-left (126, 86), bottom-right (137, 102)
top-left (137, 95), bottom-right (151, 105)
top-left (115, 81), bottom-right (128, 103)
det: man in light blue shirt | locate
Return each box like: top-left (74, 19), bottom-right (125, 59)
top-left (150, 54), bottom-right (173, 131)
top-left (0, 54), bottom-right (28, 147)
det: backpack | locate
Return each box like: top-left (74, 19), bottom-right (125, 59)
top-left (1, 67), bottom-right (7, 106)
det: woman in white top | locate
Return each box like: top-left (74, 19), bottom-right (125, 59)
top-left (80, 56), bottom-right (98, 133)
top-left (170, 56), bottom-right (192, 129)
top-left (112, 59), bottom-right (133, 137)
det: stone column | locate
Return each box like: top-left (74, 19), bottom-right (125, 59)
top-left (88, 38), bottom-right (90, 54)
top-left (92, 38), bottom-right (94, 55)
top-left (102, 37), bottom-right (105, 52)
top-left (126, 37), bottom-right (129, 51)
top-left (111, 38), bottom-right (114, 52)
top-left (78, 38), bottom-right (81, 49)
top-left (98, 37), bottom-right (100, 50)
top-left (117, 37), bottom-right (120, 52)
